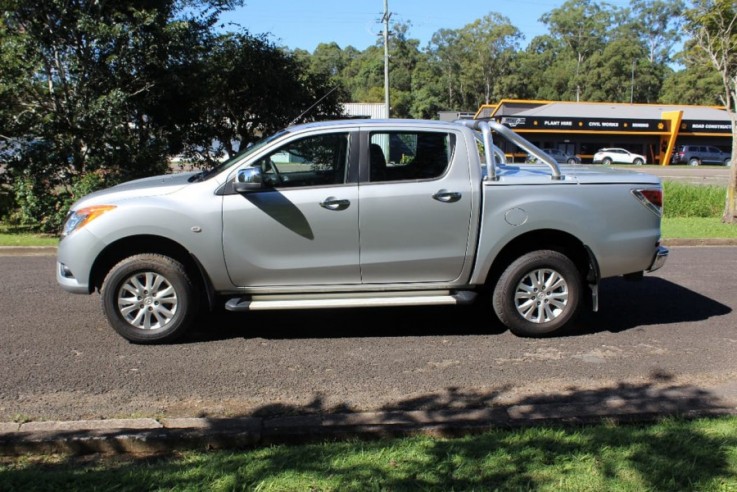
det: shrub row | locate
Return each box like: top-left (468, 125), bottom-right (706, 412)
top-left (663, 182), bottom-right (725, 218)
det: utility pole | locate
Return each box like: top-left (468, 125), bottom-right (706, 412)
top-left (630, 59), bottom-right (636, 104)
top-left (382, 0), bottom-right (391, 118)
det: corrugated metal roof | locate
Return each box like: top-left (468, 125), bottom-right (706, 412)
top-left (343, 103), bottom-right (388, 119)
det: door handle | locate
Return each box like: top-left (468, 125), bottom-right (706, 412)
top-left (320, 196), bottom-right (350, 210)
top-left (432, 190), bottom-right (462, 203)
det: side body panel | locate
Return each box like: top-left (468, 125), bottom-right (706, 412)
top-left (470, 176), bottom-right (662, 285)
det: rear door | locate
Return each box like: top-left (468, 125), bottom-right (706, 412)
top-left (707, 146), bottom-right (722, 164)
top-left (357, 128), bottom-right (474, 284)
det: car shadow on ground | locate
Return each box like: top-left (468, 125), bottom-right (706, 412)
top-left (576, 276), bottom-right (732, 335)
top-left (185, 302), bottom-right (502, 343)
top-left (182, 277), bottom-right (731, 343)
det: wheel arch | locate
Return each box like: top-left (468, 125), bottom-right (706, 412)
top-left (483, 229), bottom-right (597, 290)
top-left (89, 235), bottom-right (215, 310)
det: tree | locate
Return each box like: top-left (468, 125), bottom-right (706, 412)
top-left (630, 0), bottom-right (686, 65)
top-left (0, 0), bottom-right (241, 230)
top-left (686, 0), bottom-right (737, 223)
top-left (409, 55), bottom-right (445, 118)
top-left (459, 13), bottom-right (522, 106)
top-left (178, 33), bottom-right (343, 165)
top-left (342, 45), bottom-right (386, 103)
top-left (0, 0), bottom-right (342, 229)
top-left (385, 22), bottom-right (422, 118)
top-left (540, 0), bottom-right (614, 101)
top-left (424, 13), bottom-right (521, 110)
top-left (428, 29), bottom-right (465, 109)
top-left (516, 35), bottom-right (573, 100)
top-left (660, 49), bottom-right (723, 105)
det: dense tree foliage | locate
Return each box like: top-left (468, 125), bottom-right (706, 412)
top-left (300, 0), bottom-right (702, 111)
top-left (0, 0), bottom-right (339, 229)
top-left (0, 0), bottom-right (732, 229)
top-left (685, 0), bottom-right (737, 222)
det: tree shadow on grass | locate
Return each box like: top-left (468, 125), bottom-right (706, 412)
top-left (2, 371), bottom-right (736, 491)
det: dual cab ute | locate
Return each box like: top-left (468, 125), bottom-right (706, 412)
top-left (57, 119), bottom-right (668, 343)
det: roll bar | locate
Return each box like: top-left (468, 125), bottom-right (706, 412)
top-left (455, 119), bottom-right (563, 181)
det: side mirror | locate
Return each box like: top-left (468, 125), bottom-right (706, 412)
top-left (233, 167), bottom-right (263, 193)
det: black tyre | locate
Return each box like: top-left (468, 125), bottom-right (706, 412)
top-left (602, 157), bottom-right (612, 165)
top-left (101, 254), bottom-right (198, 344)
top-left (567, 158), bottom-right (577, 164)
top-left (492, 250), bottom-right (582, 337)
top-left (688, 157), bottom-right (700, 166)
top-left (633, 158), bottom-right (644, 166)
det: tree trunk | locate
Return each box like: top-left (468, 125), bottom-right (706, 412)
top-left (725, 111), bottom-right (737, 223)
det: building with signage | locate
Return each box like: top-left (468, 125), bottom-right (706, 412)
top-left (473, 100), bottom-right (733, 164)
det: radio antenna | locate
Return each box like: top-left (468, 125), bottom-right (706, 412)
top-left (288, 86), bottom-right (339, 127)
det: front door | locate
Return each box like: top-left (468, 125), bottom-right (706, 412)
top-left (222, 131), bottom-right (361, 287)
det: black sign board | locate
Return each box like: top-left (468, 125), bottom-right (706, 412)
top-left (499, 116), bottom-right (670, 133)
top-left (680, 120), bottom-right (732, 133)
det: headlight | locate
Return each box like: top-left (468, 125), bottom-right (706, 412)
top-left (60, 205), bottom-right (116, 238)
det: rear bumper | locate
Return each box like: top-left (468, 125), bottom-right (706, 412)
top-left (647, 245), bottom-right (669, 272)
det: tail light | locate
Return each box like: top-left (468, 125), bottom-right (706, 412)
top-left (632, 188), bottom-right (663, 217)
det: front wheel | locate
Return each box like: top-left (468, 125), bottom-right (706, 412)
top-left (602, 157), bottom-right (612, 165)
top-left (633, 158), bottom-right (644, 166)
top-left (101, 254), bottom-right (198, 344)
top-left (492, 250), bottom-right (583, 337)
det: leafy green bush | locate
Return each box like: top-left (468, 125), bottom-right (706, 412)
top-left (8, 170), bottom-right (110, 233)
top-left (663, 182), bottom-right (725, 218)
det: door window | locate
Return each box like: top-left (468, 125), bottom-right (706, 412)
top-left (253, 133), bottom-right (350, 188)
top-left (369, 131), bottom-right (454, 182)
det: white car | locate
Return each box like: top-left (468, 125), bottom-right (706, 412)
top-left (593, 148), bottom-right (646, 165)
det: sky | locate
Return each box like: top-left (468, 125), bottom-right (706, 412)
top-left (218, 0), bottom-right (636, 53)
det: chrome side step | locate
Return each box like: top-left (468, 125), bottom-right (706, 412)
top-left (224, 291), bottom-right (477, 312)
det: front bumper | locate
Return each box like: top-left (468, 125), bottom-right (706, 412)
top-left (647, 245), bottom-right (669, 272)
top-left (55, 228), bottom-right (105, 294)
top-left (56, 261), bottom-right (90, 294)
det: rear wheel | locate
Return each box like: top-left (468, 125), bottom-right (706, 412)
top-left (493, 250), bottom-right (583, 337)
top-left (101, 254), bottom-right (198, 344)
top-left (688, 157), bottom-right (701, 166)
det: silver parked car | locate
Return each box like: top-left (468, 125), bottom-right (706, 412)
top-left (525, 148), bottom-right (581, 164)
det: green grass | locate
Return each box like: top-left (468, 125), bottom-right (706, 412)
top-left (663, 182), bottom-right (726, 218)
top-left (2, 416), bottom-right (737, 491)
top-left (0, 232), bottom-right (58, 247)
top-left (662, 217), bottom-right (737, 239)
